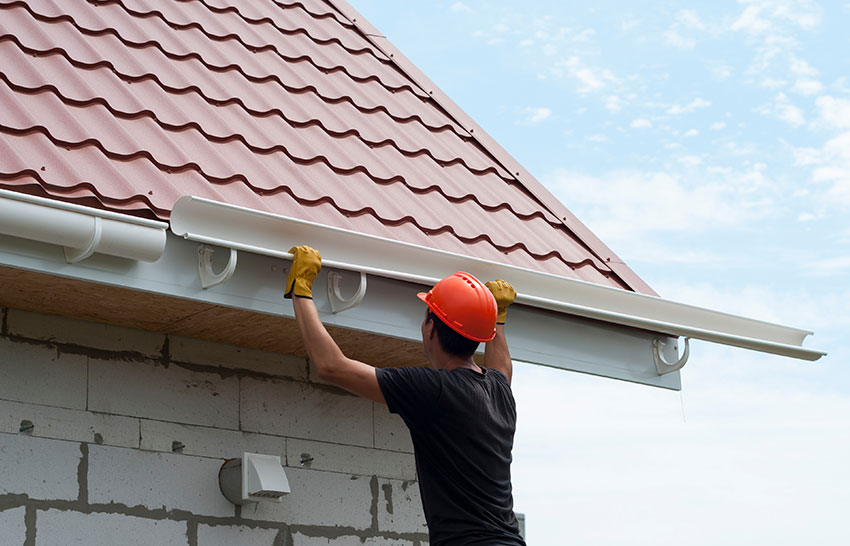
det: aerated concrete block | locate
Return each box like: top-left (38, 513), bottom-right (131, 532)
top-left (35, 509), bottom-right (188, 546)
top-left (373, 404), bottom-right (414, 453)
top-left (140, 419), bottom-right (285, 461)
top-left (287, 438), bottom-right (416, 481)
top-left (240, 377), bottom-right (373, 447)
top-left (0, 433), bottom-right (80, 501)
top-left (0, 338), bottom-right (87, 410)
top-left (170, 335), bottom-right (307, 379)
top-left (88, 358), bottom-right (238, 428)
top-left (197, 523), bottom-right (279, 546)
top-left (0, 506), bottom-right (26, 546)
top-left (88, 444), bottom-right (234, 517)
top-left (376, 478), bottom-right (427, 535)
top-left (0, 399), bottom-right (139, 448)
top-left (241, 467), bottom-right (372, 529)
top-left (7, 309), bottom-right (165, 357)
top-left (291, 535), bottom-right (415, 546)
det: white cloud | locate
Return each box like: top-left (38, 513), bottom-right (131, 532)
top-left (573, 28), bottom-right (596, 42)
top-left (731, 1), bottom-right (821, 35)
top-left (664, 30), bottom-right (695, 49)
top-left (757, 93), bottom-right (805, 126)
top-left (815, 96), bottom-right (850, 128)
top-left (760, 77), bottom-right (787, 89)
top-left (667, 98), bottom-right (711, 115)
top-left (587, 134), bottom-right (609, 143)
top-left (685, 128), bottom-right (700, 137)
top-left (711, 121), bottom-right (727, 130)
top-left (731, 4), bottom-right (773, 34)
top-left (793, 131), bottom-right (850, 207)
top-left (804, 255), bottom-right (850, 276)
top-left (789, 55), bottom-right (818, 76)
top-left (604, 95), bottom-right (624, 113)
top-left (520, 106), bottom-right (552, 124)
top-left (708, 61), bottom-right (733, 80)
top-left (791, 79), bottom-right (823, 95)
top-left (676, 9), bottom-right (707, 30)
top-left (449, 1), bottom-right (472, 13)
top-left (631, 119), bottom-right (652, 128)
top-left (664, 10), bottom-right (707, 50)
top-left (542, 167), bottom-right (777, 249)
top-left (620, 18), bottom-right (641, 32)
top-left (732, 2), bottom-right (821, 84)
top-left (551, 56), bottom-right (619, 93)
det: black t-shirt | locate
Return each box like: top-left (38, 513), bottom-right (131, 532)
top-left (376, 366), bottom-right (526, 546)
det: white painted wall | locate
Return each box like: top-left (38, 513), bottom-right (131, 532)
top-left (0, 308), bottom-right (426, 545)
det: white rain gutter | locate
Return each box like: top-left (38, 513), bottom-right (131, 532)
top-left (0, 189), bottom-right (167, 262)
top-left (170, 195), bottom-right (826, 362)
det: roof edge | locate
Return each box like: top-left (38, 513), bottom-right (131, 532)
top-left (326, 0), bottom-right (658, 296)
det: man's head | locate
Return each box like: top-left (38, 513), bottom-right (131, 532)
top-left (422, 309), bottom-right (480, 359)
top-left (417, 272), bottom-right (497, 364)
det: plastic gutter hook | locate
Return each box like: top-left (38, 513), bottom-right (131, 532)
top-left (328, 271), bottom-right (367, 313)
top-left (653, 337), bottom-right (690, 375)
top-left (198, 245), bottom-right (237, 289)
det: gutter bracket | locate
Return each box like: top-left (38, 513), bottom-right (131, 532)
top-left (653, 337), bottom-right (690, 375)
top-left (199, 245), bottom-right (238, 289)
top-left (64, 216), bottom-right (102, 263)
top-left (328, 271), bottom-right (367, 313)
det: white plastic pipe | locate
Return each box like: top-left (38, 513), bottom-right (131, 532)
top-left (0, 189), bottom-right (167, 262)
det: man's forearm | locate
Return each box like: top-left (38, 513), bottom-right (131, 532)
top-left (292, 296), bottom-right (345, 378)
top-left (484, 324), bottom-right (513, 383)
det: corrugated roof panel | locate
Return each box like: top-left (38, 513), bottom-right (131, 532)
top-left (0, 0), bottom-right (653, 293)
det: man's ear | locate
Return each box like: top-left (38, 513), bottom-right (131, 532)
top-left (423, 317), bottom-right (436, 340)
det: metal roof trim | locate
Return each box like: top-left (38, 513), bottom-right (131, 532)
top-left (170, 195), bottom-right (825, 362)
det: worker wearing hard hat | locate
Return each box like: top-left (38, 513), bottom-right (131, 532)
top-left (286, 245), bottom-right (526, 546)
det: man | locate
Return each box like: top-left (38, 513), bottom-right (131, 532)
top-left (286, 245), bottom-right (526, 546)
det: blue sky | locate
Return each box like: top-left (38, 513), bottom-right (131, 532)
top-left (352, 1), bottom-right (849, 544)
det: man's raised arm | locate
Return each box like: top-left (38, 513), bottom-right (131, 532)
top-left (286, 246), bottom-right (385, 404)
top-left (484, 280), bottom-right (517, 384)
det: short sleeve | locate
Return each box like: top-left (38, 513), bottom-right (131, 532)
top-left (376, 367), bottom-right (443, 425)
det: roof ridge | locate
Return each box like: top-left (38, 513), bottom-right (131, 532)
top-left (324, 0), bottom-right (657, 296)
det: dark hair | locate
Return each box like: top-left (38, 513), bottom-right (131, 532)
top-left (426, 310), bottom-right (480, 358)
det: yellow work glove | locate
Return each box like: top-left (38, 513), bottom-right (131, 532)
top-left (485, 279), bottom-right (516, 324)
top-left (284, 245), bottom-right (321, 299)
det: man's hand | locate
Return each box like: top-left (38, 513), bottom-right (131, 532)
top-left (485, 279), bottom-right (516, 324)
top-left (284, 245), bottom-right (321, 299)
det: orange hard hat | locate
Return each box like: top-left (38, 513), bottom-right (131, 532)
top-left (417, 272), bottom-right (497, 342)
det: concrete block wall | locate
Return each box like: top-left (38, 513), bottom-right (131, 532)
top-left (0, 307), bottom-right (427, 545)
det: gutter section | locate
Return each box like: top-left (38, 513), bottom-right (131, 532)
top-left (170, 196), bottom-right (826, 362)
top-left (0, 189), bottom-right (167, 262)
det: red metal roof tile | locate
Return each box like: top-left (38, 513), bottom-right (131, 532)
top-left (0, 0), bottom-right (650, 293)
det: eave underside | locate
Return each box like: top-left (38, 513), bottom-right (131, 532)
top-left (0, 232), bottom-right (681, 390)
